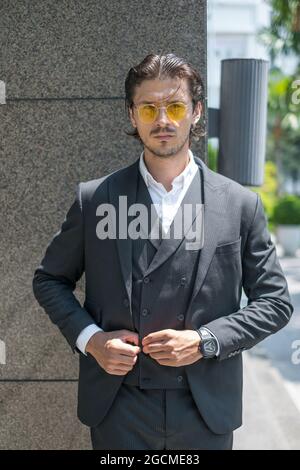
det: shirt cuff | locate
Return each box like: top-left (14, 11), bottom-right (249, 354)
top-left (200, 327), bottom-right (220, 357)
top-left (76, 324), bottom-right (103, 355)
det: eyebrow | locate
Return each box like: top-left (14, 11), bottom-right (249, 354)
top-left (137, 99), bottom-right (187, 105)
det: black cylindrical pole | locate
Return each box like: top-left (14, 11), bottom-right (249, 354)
top-left (218, 59), bottom-right (269, 186)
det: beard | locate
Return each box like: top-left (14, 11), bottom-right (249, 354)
top-left (142, 132), bottom-right (190, 158)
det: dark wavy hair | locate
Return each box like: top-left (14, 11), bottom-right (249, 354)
top-left (124, 53), bottom-right (206, 145)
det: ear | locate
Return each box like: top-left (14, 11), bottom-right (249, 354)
top-left (193, 102), bottom-right (202, 124)
top-left (129, 107), bottom-right (137, 128)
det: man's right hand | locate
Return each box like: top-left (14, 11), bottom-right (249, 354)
top-left (85, 330), bottom-right (141, 376)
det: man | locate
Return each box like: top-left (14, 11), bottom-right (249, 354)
top-left (32, 53), bottom-right (293, 450)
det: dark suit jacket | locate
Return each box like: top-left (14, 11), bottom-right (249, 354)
top-left (32, 156), bottom-right (293, 434)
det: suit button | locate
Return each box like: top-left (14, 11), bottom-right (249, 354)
top-left (143, 277), bottom-right (150, 284)
top-left (123, 298), bottom-right (130, 307)
top-left (142, 308), bottom-right (149, 317)
top-left (180, 277), bottom-right (187, 286)
top-left (177, 375), bottom-right (183, 382)
top-left (177, 314), bottom-right (184, 321)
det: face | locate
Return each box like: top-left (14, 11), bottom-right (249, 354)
top-left (129, 77), bottom-right (201, 158)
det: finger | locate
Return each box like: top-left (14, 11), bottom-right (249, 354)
top-left (156, 359), bottom-right (176, 367)
top-left (121, 331), bottom-right (140, 346)
top-left (108, 367), bottom-right (131, 376)
top-left (143, 343), bottom-right (166, 353)
top-left (113, 354), bottom-right (137, 366)
top-left (115, 340), bottom-right (141, 356)
top-left (108, 361), bottom-right (134, 372)
top-left (149, 351), bottom-right (173, 360)
top-left (142, 332), bottom-right (168, 346)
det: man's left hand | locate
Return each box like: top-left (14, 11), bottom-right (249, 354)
top-left (142, 329), bottom-right (203, 367)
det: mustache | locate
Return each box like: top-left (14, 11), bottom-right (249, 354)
top-left (151, 129), bottom-right (176, 136)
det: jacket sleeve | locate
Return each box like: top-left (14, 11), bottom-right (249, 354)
top-left (32, 183), bottom-right (95, 353)
top-left (204, 193), bottom-right (294, 361)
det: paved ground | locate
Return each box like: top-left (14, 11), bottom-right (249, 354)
top-left (234, 245), bottom-right (300, 450)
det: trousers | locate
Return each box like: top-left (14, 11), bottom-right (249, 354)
top-left (90, 383), bottom-right (233, 450)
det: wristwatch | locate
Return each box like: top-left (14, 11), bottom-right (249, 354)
top-left (196, 327), bottom-right (219, 358)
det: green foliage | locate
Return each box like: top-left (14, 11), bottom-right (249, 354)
top-left (207, 141), bottom-right (218, 172)
top-left (261, 0), bottom-right (300, 60)
top-left (251, 161), bottom-right (279, 232)
top-left (266, 69), bottom-right (300, 188)
top-left (260, 1), bottom-right (300, 189)
top-left (273, 194), bottom-right (300, 224)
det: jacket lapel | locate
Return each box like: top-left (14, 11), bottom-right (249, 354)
top-left (186, 159), bottom-right (230, 310)
top-left (144, 167), bottom-right (203, 276)
top-left (108, 159), bottom-right (139, 310)
top-left (135, 171), bottom-right (163, 251)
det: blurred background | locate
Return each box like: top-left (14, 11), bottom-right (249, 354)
top-left (207, 0), bottom-right (300, 450)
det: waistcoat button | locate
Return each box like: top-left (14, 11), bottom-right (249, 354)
top-left (177, 314), bottom-right (184, 321)
top-left (142, 308), bottom-right (149, 316)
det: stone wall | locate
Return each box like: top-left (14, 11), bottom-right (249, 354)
top-left (0, 0), bottom-right (207, 449)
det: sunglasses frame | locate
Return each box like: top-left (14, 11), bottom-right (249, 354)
top-left (133, 101), bottom-right (189, 124)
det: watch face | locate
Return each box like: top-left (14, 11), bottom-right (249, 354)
top-left (203, 339), bottom-right (217, 356)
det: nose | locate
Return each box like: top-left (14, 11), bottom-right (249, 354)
top-left (155, 107), bottom-right (171, 126)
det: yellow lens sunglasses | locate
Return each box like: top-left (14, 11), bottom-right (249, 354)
top-left (133, 101), bottom-right (188, 124)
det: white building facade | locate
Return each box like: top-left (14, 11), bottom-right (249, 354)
top-left (207, 0), bottom-right (271, 108)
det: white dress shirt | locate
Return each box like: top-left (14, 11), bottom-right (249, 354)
top-left (139, 148), bottom-right (198, 234)
top-left (76, 149), bottom-right (219, 356)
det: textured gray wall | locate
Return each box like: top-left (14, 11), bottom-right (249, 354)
top-left (0, 0), bottom-right (207, 449)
